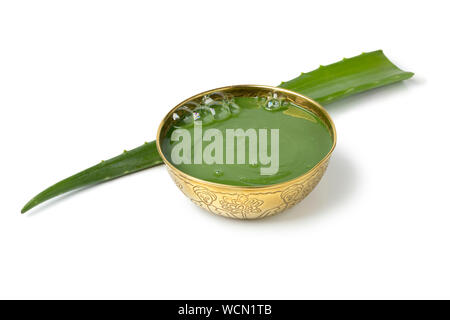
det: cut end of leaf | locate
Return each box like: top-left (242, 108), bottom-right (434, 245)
top-left (279, 49), bottom-right (414, 104)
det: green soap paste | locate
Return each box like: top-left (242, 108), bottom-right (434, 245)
top-left (161, 97), bottom-right (333, 186)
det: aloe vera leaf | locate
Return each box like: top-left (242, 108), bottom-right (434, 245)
top-left (21, 141), bottom-right (162, 213)
top-left (279, 50), bottom-right (414, 105)
top-left (21, 50), bottom-right (413, 213)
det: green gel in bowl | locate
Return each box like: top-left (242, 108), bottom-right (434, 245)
top-left (161, 96), bottom-right (333, 187)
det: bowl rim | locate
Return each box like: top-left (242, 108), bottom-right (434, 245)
top-left (156, 84), bottom-right (337, 190)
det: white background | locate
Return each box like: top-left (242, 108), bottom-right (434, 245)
top-left (1, 0), bottom-right (449, 299)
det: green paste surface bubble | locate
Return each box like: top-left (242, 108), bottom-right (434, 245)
top-left (161, 96), bottom-right (333, 186)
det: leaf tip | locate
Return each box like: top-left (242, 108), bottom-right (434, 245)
top-left (21, 204), bottom-right (29, 214)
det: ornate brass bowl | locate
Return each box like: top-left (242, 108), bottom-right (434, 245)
top-left (156, 85), bottom-right (337, 219)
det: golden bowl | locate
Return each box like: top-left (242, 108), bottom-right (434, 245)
top-left (156, 85), bottom-right (337, 219)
